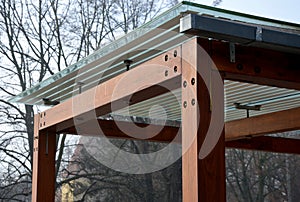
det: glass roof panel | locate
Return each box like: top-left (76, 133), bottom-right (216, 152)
top-left (9, 1), bottom-right (300, 105)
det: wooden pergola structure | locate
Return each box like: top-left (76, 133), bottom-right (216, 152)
top-left (9, 2), bottom-right (300, 202)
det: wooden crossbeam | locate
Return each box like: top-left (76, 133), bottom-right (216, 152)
top-left (226, 136), bottom-right (300, 155)
top-left (38, 47), bottom-right (182, 133)
top-left (225, 106), bottom-right (300, 140)
top-left (61, 118), bottom-right (181, 143)
top-left (198, 38), bottom-right (300, 90)
top-left (59, 106), bottom-right (300, 145)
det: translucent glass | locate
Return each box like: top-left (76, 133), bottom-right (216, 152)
top-left (9, 1), bottom-right (300, 105)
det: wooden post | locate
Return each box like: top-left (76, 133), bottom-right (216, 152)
top-left (182, 38), bottom-right (226, 201)
top-left (32, 114), bottom-right (56, 202)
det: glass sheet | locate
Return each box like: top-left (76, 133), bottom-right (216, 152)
top-left (9, 1), bottom-right (300, 105)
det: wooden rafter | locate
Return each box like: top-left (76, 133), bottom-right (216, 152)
top-left (58, 106), bottom-right (300, 146)
top-left (226, 136), bottom-right (300, 155)
top-left (38, 47), bottom-right (182, 133)
top-left (225, 106), bottom-right (300, 140)
top-left (61, 118), bottom-right (181, 143)
top-left (198, 38), bottom-right (300, 90)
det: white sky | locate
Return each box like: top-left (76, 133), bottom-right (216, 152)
top-left (191, 0), bottom-right (300, 24)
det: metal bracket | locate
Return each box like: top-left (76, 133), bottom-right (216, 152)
top-left (43, 98), bottom-right (60, 106)
top-left (256, 27), bottom-right (263, 41)
top-left (234, 102), bottom-right (261, 118)
top-left (77, 82), bottom-right (85, 94)
top-left (229, 43), bottom-right (235, 63)
top-left (124, 59), bottom-right (133, 71)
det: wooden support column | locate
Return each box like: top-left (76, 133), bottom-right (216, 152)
top-left (32, 114), bottom-right (56, 202)
top-left (182, 38), bottom-right (225, 201)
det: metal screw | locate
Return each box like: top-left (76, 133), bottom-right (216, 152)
top-left (183, 81), bottom-right (187, 88)
top-left (191, 78), bottom-right (195, 85)
top-left (191, 99), bottom-right (195, 106)
top-left (183, 101), bottom-right (187, 108)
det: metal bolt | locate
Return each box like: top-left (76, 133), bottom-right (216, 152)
top-left (191, 78), bottom-right (195, 85)
top-left (174, 50), bottom-right (177, 57)
top-left (183, 81), bottom-right (187, 88)
top-left (164, 55), bottom-right (168, 61)
top-left (165, 70), bottom-right (168, 77)
top-left (191, 99), bottom-right (195, 106)
top-left (174, 66), bottom-right (177, 73)
top-left (183, 101), bottom-right (187, 108)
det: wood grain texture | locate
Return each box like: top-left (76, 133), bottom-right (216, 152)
top-left (225, 106), bottom-right (300, 140)
top-left (198, 38), bottom-right (300, 90)
top-left (39, 47), bottom-right (181, 133)
top-left (32, 114), bottom-right (56, 202)
top-left (182, 38), bottom-right (226, 202)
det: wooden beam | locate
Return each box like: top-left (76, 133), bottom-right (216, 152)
top-left (60, 118), bottom-right (181, 143)
top-left (59, 106), bottom-right (300, 145)
top-left (226, 136), bottom-right (300, 155)
top-left (39, 47), bottom-right (182, 133)
top-left (198, 38), bottom-right (300, 90)
top-left (181, 38), bottom-right (226, 201)
top-left (225, 106), bottom-right (300, 140)
top-left (32, 114), bottom-right (56, 202)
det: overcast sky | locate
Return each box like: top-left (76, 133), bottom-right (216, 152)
top-left (192, 0), bottom-right (300, 24)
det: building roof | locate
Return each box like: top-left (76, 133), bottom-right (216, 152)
top-left (9, 1), bottom-right (300, 122)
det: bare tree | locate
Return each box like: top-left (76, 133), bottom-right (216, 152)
top-left (0, 0), bottom-right (177, 200)
top-left (226, 145), bottom-right (300, 202)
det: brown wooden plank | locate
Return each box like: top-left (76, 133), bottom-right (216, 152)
top-left (226, 136), bottom-right (300, 155)
top-left (182, 38), bottom-right (226, 202)
top-left (39, 47), bottom-right (182, 133)
top-left (59, 106), bottom-right (300, 147)
top-left (225, 106), bottom-right (300, 140)
top-left (32, 114), bottom-right (56, 202)
top-left (61, 119), bottom-right (181, 143)
top-left (198, 38), bottom-right (300, 90)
